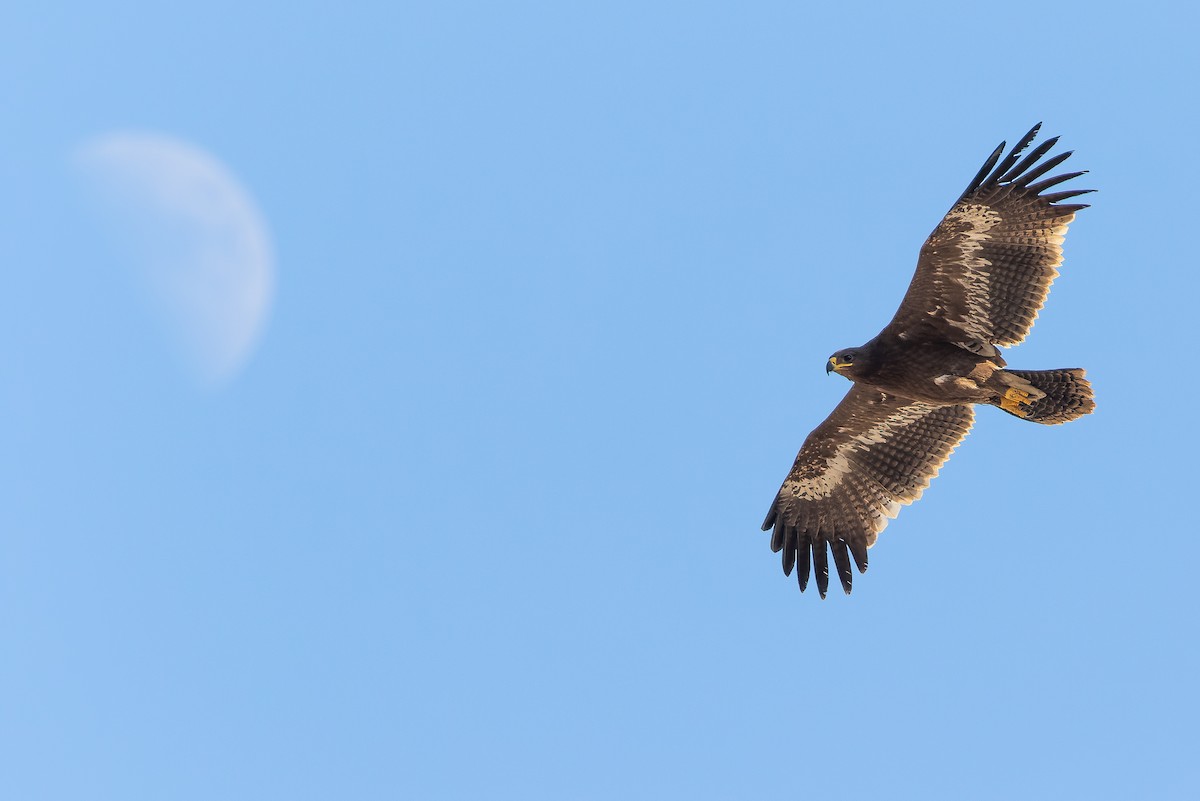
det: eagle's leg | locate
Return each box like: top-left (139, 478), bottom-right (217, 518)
top-left (993, 370), bottom-right (1047, 417)
top-left (999, 387), bottom-right (1034, 416)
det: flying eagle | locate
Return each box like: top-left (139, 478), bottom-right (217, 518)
top-left (762, 123), bottom-right (1095, 598)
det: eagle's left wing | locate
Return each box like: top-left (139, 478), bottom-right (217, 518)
top-left (882, 124), bottom-right (1092, 355)
top-left (762, 385), bottom-right (974, 597)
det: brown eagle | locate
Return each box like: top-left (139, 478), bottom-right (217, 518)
top-left (762, 123), bottom-right (1095, 598)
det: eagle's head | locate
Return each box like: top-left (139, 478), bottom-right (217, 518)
top-left (826, 347), bottom-right (868, 379)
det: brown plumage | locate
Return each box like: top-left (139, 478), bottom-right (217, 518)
top-left (762, 124), bottom-right (1096, 598)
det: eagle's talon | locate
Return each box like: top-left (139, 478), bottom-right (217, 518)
top-left (1002, 387), bottom-right (1035, 408)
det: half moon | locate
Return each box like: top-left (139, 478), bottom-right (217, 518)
top-left (75, 132), bottom-right (275, 386)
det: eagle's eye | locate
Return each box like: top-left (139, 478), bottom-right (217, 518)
top-left (843, 354), bottom-right (854, 363)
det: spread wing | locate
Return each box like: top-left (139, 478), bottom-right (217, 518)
top-left (882, 123), bottom-right (1093, 354)
top-left (761, 385), bottom-right (974, 597)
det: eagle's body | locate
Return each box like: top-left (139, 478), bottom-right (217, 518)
top-left (762, 124), bottom-right (1095, 597)
top-left (836, 337), bottom-right (1002, 405)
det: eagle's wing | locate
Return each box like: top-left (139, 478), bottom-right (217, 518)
top-left (761, 385), bottom-right (974, 597)
top-left (882, 123), bottom-right (1092, 354)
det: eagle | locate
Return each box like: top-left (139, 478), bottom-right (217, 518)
top-left (761, 123), bottom-right (1095, 598)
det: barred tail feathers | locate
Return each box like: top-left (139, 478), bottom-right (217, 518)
top-left (1001, 368), bottom-right (1095, 424)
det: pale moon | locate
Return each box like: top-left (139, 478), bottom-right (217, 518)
top-left (75, 132), bottom-right (274, 386)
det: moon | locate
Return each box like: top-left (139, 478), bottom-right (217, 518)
top-left (75, 132), bottom-right (274, 386)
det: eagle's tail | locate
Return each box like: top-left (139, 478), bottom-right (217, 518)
top-left (998, 368), bottom-right (1095, 424)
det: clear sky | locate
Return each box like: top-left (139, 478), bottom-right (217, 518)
top-left (2, 2), bottom-right (1197, 799)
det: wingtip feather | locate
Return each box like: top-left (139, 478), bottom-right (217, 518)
top-left (849, 539), bottom-right (869, 574)
top-left (796, 544), bottom-right (811, 592)
top-left (761, 505), bottom-right (777, 532)
top-left (781, 542), bottom-right (796, 576)
top-left (830, 540), bottom-right (855, 595)
top-left (812, 541), bottom-right (830, 598)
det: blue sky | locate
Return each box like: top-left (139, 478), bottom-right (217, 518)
top-left (2, 2), bottom-right (1197, 799)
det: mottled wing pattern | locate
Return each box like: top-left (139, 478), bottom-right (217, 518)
top-left (884, 124), bottom-right (1093, 352)
top-left (761, 386), bottom-right (974, 597)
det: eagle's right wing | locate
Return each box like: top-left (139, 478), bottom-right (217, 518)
top-left (881, 124), bottom-right (1092, 356)
top-left (762, 386), bottom-right (974, 597)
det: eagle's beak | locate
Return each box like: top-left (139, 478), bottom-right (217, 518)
top-left (826, 358), bottom-right (837, 375)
